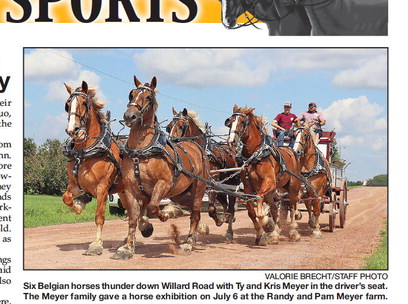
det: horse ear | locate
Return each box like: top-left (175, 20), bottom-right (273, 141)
top-left (172, 107), bottom-right (177, 116)
top-left (81, 81), bottom-right (88, 93)
top-left (150, 76), bottom-right (157, 90)
top-left (182, 108), bottom-right (188, 116)
top-left (233, 104), bottom-right (239, 113)
top-left (64, 83), bottom-right (72, 94)
top-left (134, 75), bottom-right (142, 87)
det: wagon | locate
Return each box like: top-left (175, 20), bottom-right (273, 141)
top-left (318, 131), bottom-right (349, 231)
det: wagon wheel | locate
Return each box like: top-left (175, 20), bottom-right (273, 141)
top-left (328, 191), bottom-right (337, 232)
top-left (339, 181), bottom-right (348, 228)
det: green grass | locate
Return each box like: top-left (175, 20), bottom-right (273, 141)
top-left (24, 194), bottom-right (122, 228)
top-left (363, 224), bottom-right (388, 269)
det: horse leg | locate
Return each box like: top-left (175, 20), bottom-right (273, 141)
top-left (266, 193), bottom-right (281, 245)
top-left (246, 201), bottom-right (266, 245)
top-left (146, 181), bottom-right (172, 222)
top-left (138, 200), bottom-right (154, 238)
top-left (310, 197), bottom-right (322, 239)
top-left (62, 182), bottom-right (86, 214)
top-left (224, 195), bottom-right (236, 242)
top-left (288, 187), bottom-right (301, 241)
top-left (84, 186), bottom-right (109, 256)
top-left (180, 182), bottom-right (205, 252)
top-left (208, 191), bottom-right (224, 227)
top-left (112, 190), bottom-right (140, 260)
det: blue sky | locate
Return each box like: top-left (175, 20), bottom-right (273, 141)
top-left (24, 48), bottom-right (387, 181)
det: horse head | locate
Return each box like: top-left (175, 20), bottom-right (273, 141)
top-left (166, 108), bottom-right (191, 137)
top-left (225, 105), bottom-right (257, 149)
top-left (293, 122), bottom-right (314, 157)
top-left (64, 80), bottom-right (93, 140)
top-left (220, 0), bottom-right (245, 28)
top-left (123, 75), bottom-right (157, 127)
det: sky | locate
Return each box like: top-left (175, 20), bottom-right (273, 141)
top-left (24, 48), bottom-right (387, 182)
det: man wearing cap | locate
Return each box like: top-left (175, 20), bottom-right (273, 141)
top-left (271, 101), bottom-right (297, 148)
top-left (295, 102), bottom-right (326, 145)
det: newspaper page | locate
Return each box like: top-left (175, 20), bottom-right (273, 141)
top-left (0, 0), bottom-right (400, 303)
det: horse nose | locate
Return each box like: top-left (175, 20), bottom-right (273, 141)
top-left (123, 110), bottom-right (137, 126)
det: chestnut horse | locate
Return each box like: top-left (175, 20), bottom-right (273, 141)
top-left (293, 123), bottom-right (331, 238)
top-left (166, 108), bottom-right (240, 241)
top-left (62, 81), bottom-right (134, 256)
top-left (226, 105), bottom-right (301, 245)
top-left (117, 76), bottom-right (209, 259)
top-left (220, 0), bottom-right (387, 36)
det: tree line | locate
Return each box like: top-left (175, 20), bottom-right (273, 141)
top-left (24, 138), bottom-right (67, 195)
top-left (23, 137), bottom-right (388, 195)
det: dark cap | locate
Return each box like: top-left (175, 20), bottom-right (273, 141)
top-left (308, 102), bottom-right (317, 108)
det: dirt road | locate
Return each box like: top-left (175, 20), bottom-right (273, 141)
top-left (24, 187), bottom-right (387, 270)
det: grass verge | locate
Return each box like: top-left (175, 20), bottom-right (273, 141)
top-left (24, 194), bottom-right (122, 228)
top-left (363, 223), bottom-right (388, 269)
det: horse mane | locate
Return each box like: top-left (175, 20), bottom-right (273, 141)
top-left (87, 87), bottom-right (107, 123)
top-left (235, 106), bottom-right (264, 131)
top-left (186, 110), bottom-right (205, 133)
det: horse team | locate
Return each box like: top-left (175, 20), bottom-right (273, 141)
top-left (62, 76), bottom-right (331, 260)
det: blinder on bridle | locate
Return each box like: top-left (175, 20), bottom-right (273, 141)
top-left (65, 88), bottom-right (90, 123)
top-left (226, 113), bottom-right (250, 138)
top-left (127, 84), bottom-right (156, 115)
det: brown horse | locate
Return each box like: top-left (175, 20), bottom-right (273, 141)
top-left (293, 123), bottom-right (331, 238)
top-left (117, 76), bottom-right (209, 259)
top-left (62, 81), bottom-right (134, 256)
top-left (225, 105), bottom-right (301, 245)
top-left (166, 108), bottom-right (240, 241)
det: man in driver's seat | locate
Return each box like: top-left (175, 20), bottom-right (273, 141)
top-left (271, 101), bottom-right (297, 148)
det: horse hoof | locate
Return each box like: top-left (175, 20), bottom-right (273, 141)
top-left (141, 223), bottom-right (154, 238)
top-left (179, 243), bottom-right (193, 253)
top-left (312, 230), bottom-right (323, 239)
top-left (289, 231), bottom-right (301, 242)
top-left (225, 232), bottom-right (233, 242)
top-left (71, 203), bottom-right (84, 215)
top-left (84, 242), bottom-right (103, 256)
top-left (197, 223), bottom-right (209, 235)
top-left (162, 204), bottom-right (183, 218)
top-left (111, 250), bottom-right (133, 260)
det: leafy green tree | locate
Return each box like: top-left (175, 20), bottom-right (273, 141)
top-left (38, 139), bottom-right (68, 195)
top-left (368, 174), bottom-right (388, 187)
top-left (24, 138), bottom-right (43, 194)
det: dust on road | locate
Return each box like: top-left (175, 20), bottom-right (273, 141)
top-left (24, 187), bottom-right (387, 269)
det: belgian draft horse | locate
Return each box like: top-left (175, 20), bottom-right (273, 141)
top-left (226, 105), bottom-right (301, 245)
top-left (293, 123), bottom-right (331, 238)
top-left (118, 76), bottom-right (209, 259)
top-left (220, 0), bottom-right (387, 36)
top-left (62, 81), bottom-right (134, 256)
top-left (166, 108), bottom-right (240, 241)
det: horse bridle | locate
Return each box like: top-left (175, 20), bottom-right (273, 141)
top-left (226, 113), bottom-right (250, 141)
top-left (65, 88), bottom-right (91, 137)
top-left (127, 84), bottom-right (156, 125)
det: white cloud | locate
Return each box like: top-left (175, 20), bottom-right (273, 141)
top-left (38, 113), bottom-right (68, 141)
top-left (323, 96), bottom-right (387, 152)
top-left (136, 49), bottom-right (272, 87)
top-left (134, 49), bottom-right (387, 91)
top-left (46, 70), bottom-right (103, 102)
top-left (331, 55), bottom-right (387, 89)
top-left (25, 49), bottom-right (80, 81)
